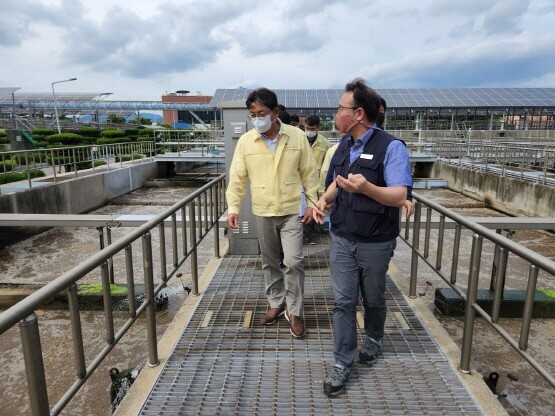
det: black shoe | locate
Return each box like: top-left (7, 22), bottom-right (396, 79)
top-left (323, 363), bottom-right (353, 397)
top-left (359, 337), bottom-right (383, 365)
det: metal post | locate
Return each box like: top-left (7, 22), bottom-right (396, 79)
top-left (101, 261), bottom-right (115, 344)
top-left (125, 245), bottom-right (136, 318)
top-left (181, 207), bottom-right (188, 256)
top-left (519, 265), bottom-right (539, 351)
top-left (19, 313), bottom-right (50, 416)
top-left (158, 223), bottom-right (167, 281)
top-left (436, 215), bottom-right (445, 270)
top-left (171, 213), bottom-right (178, 268)
top-left (409, 201), bottom-right (422, 298)
top-left (491, 247), bottom-right (508, 323)
top-left (106, 227), bottom-right (114, 284)
top-left (142, 232), bottom-right (159, 366)
top-left (190, 202), bottom-right (199, 295)
top-left (68, 284), bottom-right (86, 379)
top-left (423, 206), bottom-right (432, 258)
top-left (460, 234), bottom-right (483, 373)
top-left (213, 186), bottom-right (220, 258)
top-left (450, 224), bottom-right (462, 284)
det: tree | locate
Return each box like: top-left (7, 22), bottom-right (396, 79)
top-left (108, 114), bottom-right (125, 123)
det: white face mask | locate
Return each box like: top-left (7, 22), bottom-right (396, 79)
top-left (251, 114), bottom-right (273, 134)
top-left (305, 130), bottom-right (317, 139)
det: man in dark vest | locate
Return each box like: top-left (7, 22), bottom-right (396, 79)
top-left (313, 79), bottom-right (412, 397)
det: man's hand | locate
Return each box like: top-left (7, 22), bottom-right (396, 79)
top-left (403, 200), bottom-right (415, 219)
top-left (312, 199), bottom-right (327, 224)
top-left (335, 173), bottom-right (370, 194)
top-left (301, 207), bottom-right (313, 224)
top-left (227, 213), bottom-right (239, 229)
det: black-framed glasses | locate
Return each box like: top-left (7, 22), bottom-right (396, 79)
top-left (337, 105), bottom-right (358, 112)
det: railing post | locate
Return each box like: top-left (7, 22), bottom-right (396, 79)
top-left (19, 313), bottom-right (50, 416)
top-left (491, 247), bottom-right (508, 323)
top-left (213, 186), bottom-right (220, 258)
top-left (189, 202), bottom-right (199, 296)
top-left (460, 234), bottom-right (483, 373)
top-left (450, 224), bottom-right (462, 284)
top-left (158, 223), bottom-right (167, 281)
top-left (423, 206), bottom-right (432, 258)
top-left (106, 226), bottom-right (115, 284)
top-left (171, 213), bottom-right (178, 268)
top-left (125, 245), bottom-right (137, 318)
top-left (519, 265), bottom-right (539, 351)
top-left (142, 232), bottom-right (159, 366)
top-left (436, 214), bottom-right (445, 270)
top-left (101, 262), bottom-right (115, 344)
top-left (67, 284), bottom-right (86, 379)
top-left (409, 201), bottom-right (422, 298)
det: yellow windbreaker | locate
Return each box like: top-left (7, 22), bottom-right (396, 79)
top-left (226, 124), bottom-right (319, 217)
top-left (310, 133), bottom-right (331, 175)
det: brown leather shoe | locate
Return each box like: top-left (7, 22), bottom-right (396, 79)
top-left (261, 304), bottom-right (286, 325)
top-left (285, 309), bottom-right (305, 338)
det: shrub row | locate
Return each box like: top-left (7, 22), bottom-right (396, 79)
top-left (0, 170), bottom-right (45, 185)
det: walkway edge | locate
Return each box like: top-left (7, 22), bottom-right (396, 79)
top-left (388, 261), bottom-right (508, 416)
top-left (113, 238), bottom-right (229, 416)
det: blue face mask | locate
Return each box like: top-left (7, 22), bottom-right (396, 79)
top-left (252, 115), bottom-right (273, 134)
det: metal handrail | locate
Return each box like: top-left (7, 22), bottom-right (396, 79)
top-left (401, 192), bottom-right (555, 388)
top-left (0, 173), bottom-right (227, 415)
top-left (0, 141), bottom-right (156, 187)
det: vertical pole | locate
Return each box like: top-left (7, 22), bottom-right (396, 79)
top-left (189, 202), bottom-right (199, 295)
top-left (409, 201), bottom-right (422, 298)
top-left (68, 284), bottom-right (86, 379)
top-left (423, 206), bottom-right (432, 258)
top-left (450, 224), bottom-right (462, 284)
top-left (171, 213), bottom-right (178, 268)
top-left (142, 232), bottom-right (159, 366)
top-left (19, 313), bottom-right (50, 416)
top-left (106, 227), bottom-right (114, 284)
top-left (491, 247), bottom-right (508, 323)
top-left (101, 261), bottom-right (115, 344)
top-left (460, 234), bottom-right (483, 373)
top-left (158, 223), bottom-right (167, 281)
top-left (519, 265), bottom-right (539, 351)
top-left (213, 186), bottom-right (220, 258)
top-left (125, 245), bottom-right (136, 318)
top-left (436, 215), bottom-right (445, 270)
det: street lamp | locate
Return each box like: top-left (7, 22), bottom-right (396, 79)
top-left (94, 92), bottom-right (113, 129)
top-left (51, 78), bottom-right (77, 134)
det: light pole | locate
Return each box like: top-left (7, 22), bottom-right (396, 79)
top-left (51, 78), bottom-right (77, 134)
top-left (94, 92), bottom-right (113, 129)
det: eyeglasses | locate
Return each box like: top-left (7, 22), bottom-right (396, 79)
top-left (248, 112), bottom-right (271, 120)
top-left (337, 105), bottom-right (358, 112)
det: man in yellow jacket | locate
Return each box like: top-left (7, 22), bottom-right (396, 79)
top-left (226, 87), bottom-right (319, 338)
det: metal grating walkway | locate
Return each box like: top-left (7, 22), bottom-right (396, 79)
top-left (140, 241), bottom-right (482, 415)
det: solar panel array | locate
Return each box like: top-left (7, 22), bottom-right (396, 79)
top-left (0, 87), bottom-right (21, 101)
top-left (210, 88), bottom-right (555, 109)
top-left (0, 92), bottom-right (103, 104)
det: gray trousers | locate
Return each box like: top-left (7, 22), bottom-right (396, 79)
top-left (329, 232), bottom-right (396, 367)
top-left (254, 214), bottom-right (305, 316)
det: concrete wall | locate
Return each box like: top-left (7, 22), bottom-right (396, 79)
top-left (0, 161), bottom-right (161, 215)
top-left (431, 162), bottom-right (555, 217)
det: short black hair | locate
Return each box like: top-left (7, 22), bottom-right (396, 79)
top-left (246, 88), bottom-right (278, 110)
top-left (344, 78), bottom-right (381, 123)
top-left (379, 97), bottom-right (387, 112)
top-left (305, 115), bottom-right (320, 127)
top-left (279, 109), bottom-right (292, 124)
top-left (277, 104), bottom-right (286, 111)
top-left (290, 114), bottom-right (300, 123)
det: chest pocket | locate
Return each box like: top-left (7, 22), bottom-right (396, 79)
top-left (351, 157), bottom-right (385, 214)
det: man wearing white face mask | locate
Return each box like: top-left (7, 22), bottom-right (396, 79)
top-left (226, 87), bottom-right (319, 338)
top-left (303, 115), bottom-right (330, 244)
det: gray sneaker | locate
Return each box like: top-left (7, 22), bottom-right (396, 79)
top-left (359, 337), bottom-right (383, 365)
top-left (323, 363), bottom-right (353, 397)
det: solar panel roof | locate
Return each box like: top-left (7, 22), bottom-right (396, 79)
top-left (0, 87), bottom-right (20, 101)
top-left (210, 88), bottom-right (555, 109)
top-left (0, 92), bottom-right (103, 103)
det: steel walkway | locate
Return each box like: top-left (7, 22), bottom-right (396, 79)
top-left (139, 240), bottom-right (482, 415)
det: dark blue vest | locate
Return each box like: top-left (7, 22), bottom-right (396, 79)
top-left (329, 129), bottom-right (400, 243)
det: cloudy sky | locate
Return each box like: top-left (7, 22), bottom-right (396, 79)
top-left (1, 0), bottom-right (554, 101)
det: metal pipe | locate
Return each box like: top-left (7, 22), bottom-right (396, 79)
top-left (19, 313), bottom-right (50, 416)
top-left (409, 201), bottom-right (422, 298)
top-left (106, 227), bottom-right (114, 284)
top-left (125, 245), bottom-right (136, 318)
top-left (171, 213), bottom-right (178, 268)
top-left (519, 264), bottom-right (539, 351)
top-left (158, 223), bottom-right (167, 281)
top-left (101, 262), bottom-right (115, 344)
top-left (460, 234), bottom-right (483, 373)
top-left (213, 187), bottom-right (220, 258)
top-left (68, 284), bottom-right (86, 379)
top-left (491, 247), bottom-right (508, 323)
top-left (436, 215), bottom-right (445, 270)
top-left (142, 232), bottom-right (159, 366)
top-left (189, 202), bottom-right (199, 295)
top-left (181, 206), bottom-right (188, 256)
top-left (450, 224), bottom-right (462, 284)
top-left (424, 206), bottom-right (432, 258)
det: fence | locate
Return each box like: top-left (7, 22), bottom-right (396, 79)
top-left (400, 192), bottom-right (555, 389)
top-left (0, 174), bottom-right (227, 415)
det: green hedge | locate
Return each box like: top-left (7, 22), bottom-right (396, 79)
top-left (115, 154), bottom-right (144, 162)
top-left (45, 133), bottom-right (84, 145)
top-left (101, 129), bottom-right (125, 138)
top-left (32, 128), bottom-right (57, 136)
top-left (0, 159), bottom-right (15, 172)
top-left (96, 137), bottom-right (132, 145)
top-left (124, 128), bottom-right (140, 137)
top-left (67, 160), bottom-right (107, 172)
top-left (0, 137), bottom-right (9, 145)
top-left (0, 169), bottom-right (45, 185)
top-left (79, 127), bottom-right (101, 137)
top-left (0, 130), bottom-right (8, 138)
